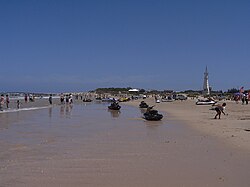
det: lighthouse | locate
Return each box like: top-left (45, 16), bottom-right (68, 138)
top-left (203, 66), bottom-right (210, 96)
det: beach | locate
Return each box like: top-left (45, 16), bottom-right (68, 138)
top-left (0, 98), bottom-right (250, 187)
top-left (126, 97), bottom-right (250, 152)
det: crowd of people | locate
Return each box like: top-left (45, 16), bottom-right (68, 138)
top-left (0, 93), bottom-right (64, 111)
top-left (0, 93), bottom-right (41, 111)
top-left (59, 93), bottom-right (73, 105)
top-left (234, 92), bottom-right (249, 105)
top-left (0, 92), bottom-right (80, 111)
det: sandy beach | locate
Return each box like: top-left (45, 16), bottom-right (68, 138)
top-left (2, 0), bottom-right (250, 186)
top-left (126, 97), bottom-right (250, 152)
top-left (0, 98), bottom-right (250, 187)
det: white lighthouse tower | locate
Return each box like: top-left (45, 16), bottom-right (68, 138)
top-left (203, 66), bottom-right (210, 96)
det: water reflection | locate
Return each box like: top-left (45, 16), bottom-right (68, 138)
top-left (60, 105), bottom-right (65, 116)
top-left (144, 120), bottom-right (163, 127)
top-left (59, 104), bottom-right (73, 118)
top-left (140, 108), bottom-right (147, 114)
top-left (49, 107), bottom-right (52, 118)
top-left (108, 109), bottom-right (121, 118)
top-left (0, 112), bottom-right (22, 130)
top-left (65, 104), bottom-right (73, 117)
top-left (0, 113), bottom-right (9, 130)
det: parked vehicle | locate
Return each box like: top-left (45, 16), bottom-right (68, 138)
top-left (143, 106), bottom-right (163, 121)
top-left (196, 99), bottom-right (217, 105)
top-left (161, 96), bottom-right (174, 102)
top-left (108, 102), bottom-right (121, 110)
top-left (139, 101), bottom-right (149, 108)
top-left (174, 94), bottom-right (187, 100)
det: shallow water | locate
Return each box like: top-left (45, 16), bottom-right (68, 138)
top-left (0, 103), bottom-right (162, 144)
top-left (0, 102), bottom-right (250, 187)
top-left (0, 103), bottom-right (167, 186)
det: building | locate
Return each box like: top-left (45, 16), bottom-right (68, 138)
top-left (203, 66), bottom-right (210, 96)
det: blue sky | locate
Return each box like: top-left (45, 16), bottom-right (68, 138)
top-left (0, 0), bottom-right (249, 92)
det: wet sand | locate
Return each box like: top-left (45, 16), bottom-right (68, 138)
top-left (0, 100), bottom-right (250, 187)
top-left (127, 98), bottom-right (250, 152)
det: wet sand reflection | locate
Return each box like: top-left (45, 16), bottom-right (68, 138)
top-left (108, 109), bottom-right (121, 118)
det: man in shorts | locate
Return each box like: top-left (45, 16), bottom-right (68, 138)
top-left (214, 103), bottom-right (227, 119)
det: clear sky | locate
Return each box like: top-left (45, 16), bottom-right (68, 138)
top-left (0, 0), bottom-right (249, 93)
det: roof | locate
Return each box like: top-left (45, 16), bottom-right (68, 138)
top-left (128, 89), bottom-right (139, 92)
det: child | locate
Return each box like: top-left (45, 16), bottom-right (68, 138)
top-left (214, 103), bottom-right (227, 119)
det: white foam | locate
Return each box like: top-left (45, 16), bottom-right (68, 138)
top-left (0, 106), bottom-right (51, 113)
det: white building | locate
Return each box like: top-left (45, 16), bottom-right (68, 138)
top-left (203, 66), bottom-right (210, 96)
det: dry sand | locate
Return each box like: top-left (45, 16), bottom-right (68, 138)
top-left (126, 97), bottom-right (250, 152)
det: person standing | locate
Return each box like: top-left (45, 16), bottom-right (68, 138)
top-left (49, 94), bottom-right (53, 105)
top-left (245, 93), bottom-right (249, 105)
top-left (0, 94), bottom-right (4, 111)
top-left (60, 93), bottom-right (65, 104)
top-left (24, 94), bottom-right (28, 103)
top-left (69, 94), bottom-right (73, 104)
top-left (242, 93), bottom-right (246, 105)
top-left (17, 100), bottom-right (20, 109)
top-left (248, 91), bottom-right (250, 104)
top-left (6, 95), bottom-right (10, 108)
top-left (65, 95), bottom-right (69, 104)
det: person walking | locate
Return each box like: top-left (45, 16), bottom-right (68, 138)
top-left (60, 93), bottom-right (65, 104)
